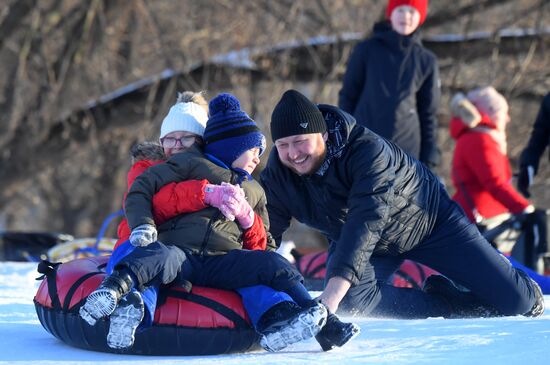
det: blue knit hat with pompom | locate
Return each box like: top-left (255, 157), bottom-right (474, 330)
top-left (204, 93), bottom-right (266, 168)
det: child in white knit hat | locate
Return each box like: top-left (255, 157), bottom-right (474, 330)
top-left (159, 91), bottom-right (208, 158)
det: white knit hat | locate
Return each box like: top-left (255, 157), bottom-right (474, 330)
top-left (159, 102), bottom-right (208, 140)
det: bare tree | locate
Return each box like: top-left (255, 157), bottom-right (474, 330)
top-left (0, 0), bottom-right (548, 248)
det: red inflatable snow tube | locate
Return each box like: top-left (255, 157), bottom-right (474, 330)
top-left (294, 250), bottom-right (438, 290)
top-left (33, 256), bottom-right (260, 355)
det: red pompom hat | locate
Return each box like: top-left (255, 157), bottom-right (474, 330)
top-left (386, 0), bottom-right (428, 26)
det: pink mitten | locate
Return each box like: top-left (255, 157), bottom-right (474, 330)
top-left (222, 188), bottom-right (254, 229)
top-left (204, 184), bottom-right (225, 207)
top-left (204, 184), bottom-right (235, 220)
top-left (220, 182), bottom-right (245, 199)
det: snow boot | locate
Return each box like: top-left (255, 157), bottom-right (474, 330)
top-left (315, 312), bottom-right (360, 351)
top-left (79, 269), bottom-right (134, 326)
top-left (107, 291), bottom-right (145, 349)
top-left (257, 300), bottom-right (328, 352)
top-left (517, 270), bottom-right (545, 317)
top-left (423, 275), bottom-right (501, 318)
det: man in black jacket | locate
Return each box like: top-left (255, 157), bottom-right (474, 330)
top-left (261, 89), bottom-right (544, 319)
top-left (518, 92), bottom-right (550, 197)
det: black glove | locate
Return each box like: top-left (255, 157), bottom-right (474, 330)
top-left (517, 165), bottom-right (535, 198)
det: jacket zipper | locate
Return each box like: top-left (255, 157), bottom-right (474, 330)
top-left (198, 210), bottom-right (219, 257)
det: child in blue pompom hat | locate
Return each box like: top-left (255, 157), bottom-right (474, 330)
top-left (81, 92), bottom-right (359, 352)
top-left (203, 93), bottom-right (266, 184)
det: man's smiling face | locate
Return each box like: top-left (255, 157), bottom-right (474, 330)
top-left (274, 132), bottom-right (328, 176)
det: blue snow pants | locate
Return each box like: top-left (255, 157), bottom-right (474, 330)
top-left (507, 255), bottom-right (550, 294)
top-left (338, 187), bottom-right (539, 318)
top-left (237, 286), bottom-right (292, 326)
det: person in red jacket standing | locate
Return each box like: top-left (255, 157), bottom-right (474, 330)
top-left (449, 86), bottom-right (534, 254)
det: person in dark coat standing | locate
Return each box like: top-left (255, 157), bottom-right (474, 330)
top-left (518, 92), bottom-right (550, 197)
top-left (338, 0), bottom-right (440, 169)
top-left (261, 89), bottom-right (544, 319)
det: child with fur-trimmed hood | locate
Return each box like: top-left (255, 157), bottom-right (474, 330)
top-left (449, 87), bottom-right (534, 253)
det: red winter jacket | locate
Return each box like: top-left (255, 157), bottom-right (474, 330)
top-left (115, 159), bottom-right (267, 250)
top-left (450, 114), bottom-right (530, 222)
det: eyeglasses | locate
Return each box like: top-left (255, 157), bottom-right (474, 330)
top-left (161, 135), bottom-right (197, 148)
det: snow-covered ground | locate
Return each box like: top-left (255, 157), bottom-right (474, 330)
top-left (1, 261), bottom-right (549, 365)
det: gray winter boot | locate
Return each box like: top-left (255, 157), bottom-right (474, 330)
top-left (107, 291), bottom-right (145, 349)
top-left (257, 300), bottom-right (328, 352)
top-left (79, 269), bottom-right (134, 326)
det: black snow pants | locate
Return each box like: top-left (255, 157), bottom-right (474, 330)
top-left (338, 188), bottom-right (539, 319)
top-left (115, 243), bottom-right (303, 293)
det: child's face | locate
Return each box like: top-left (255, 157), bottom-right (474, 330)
top-left (232, 147), bottom-right (261, 174)
top-left (390, 5), bottom-right (421, 36)
top-left (161, 131), bottom-right (199, 158)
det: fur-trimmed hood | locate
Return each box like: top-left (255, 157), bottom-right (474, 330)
top-left (130, 141), bottom-right (165, 163)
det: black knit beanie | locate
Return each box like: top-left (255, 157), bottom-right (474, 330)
top-left (270, 89), bottom-right (327, 142)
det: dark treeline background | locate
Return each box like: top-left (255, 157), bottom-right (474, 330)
top-left (1, 0), bottom-right (549, 248)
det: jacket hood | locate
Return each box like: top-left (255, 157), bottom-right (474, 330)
top-left (130, 141), bottom-right (165, 162)
top-left (449, 112), bottom-right (497, 140)
top-left (318, 104), bottom-right (357, 148)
